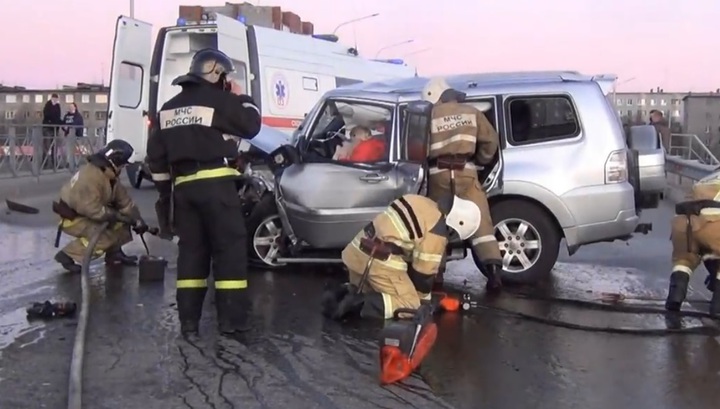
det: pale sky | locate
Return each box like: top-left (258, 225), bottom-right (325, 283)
top-left (1, 0), bottom-right (718, 92)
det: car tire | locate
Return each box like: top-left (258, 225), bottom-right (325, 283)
top-left (126, 164), bottom-right (144, 189)
top-left (487, 199), bottom-right (560, 285)
top-left (246, 193), bottom-right (286, 269)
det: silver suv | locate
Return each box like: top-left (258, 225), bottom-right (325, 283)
top-left (241, 71), bottom-right (663, 285)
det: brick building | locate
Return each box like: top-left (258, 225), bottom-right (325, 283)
top-left (178, 2), bottom-right (315, 34)
top-left (0, 83), bottom-right (109, 136)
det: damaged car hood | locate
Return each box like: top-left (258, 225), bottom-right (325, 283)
top-left (241, 125), bottom-right (292, 154)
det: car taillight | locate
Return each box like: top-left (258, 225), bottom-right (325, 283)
top-left (605, 150), bottom-right (628, 184)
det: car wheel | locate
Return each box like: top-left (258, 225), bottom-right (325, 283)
top-left (126, 164), bottom-right (143, 189)
top-left (490, 199), bottom-right (560, 285)
top-left (246, 194), bottom-right (286, 268)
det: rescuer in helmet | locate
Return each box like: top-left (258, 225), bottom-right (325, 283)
top-left (147, 48), bottom-right (261, 336)
top-left (52, 139), bottom-right (148, 273)
top-left (321, 193), bottom-right (481, 320)
top-left (421, 77), bottom-right (504, 293)
top-left (666, 174), bottom-right (720, 316)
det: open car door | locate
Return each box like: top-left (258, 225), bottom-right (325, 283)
top-left (277, 99), bottom-right (404, 249)
top-left (467, 99), bottom-right (504, 194)
top-left (396, 101), bottom-right (433, 195)
top-left (106, 16), bottom-right (152, 164)
top-left (214, 14), bottom-right (252, 97)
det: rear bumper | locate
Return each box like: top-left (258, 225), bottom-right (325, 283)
top-left (561, 182), bottom-right (640, 246)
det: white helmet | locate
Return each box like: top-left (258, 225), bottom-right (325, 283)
top-left (422, 77), bottom-right (452, 104)
top-left (443, 196), bottom-right (481, 241)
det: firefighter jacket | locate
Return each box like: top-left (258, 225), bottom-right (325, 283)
top-left (429, 101), bottom-right (499, 166)
top-left (59, 157), bottom-right (140, 222)
top-left (691, 176), bottom-right (720, 221)
top-left (146, 78), bottom-right (262, 194)
top-left (345, 194), bottom-right (448, 293)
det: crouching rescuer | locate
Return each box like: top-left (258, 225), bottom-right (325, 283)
top-left (422, 77), bottom-right (503, 292)
top-left (666, 176), bottom-right (720, 316)
top-left (147, 48), bottom-right (261, 336)
top-left (322, 193), bottom-right (481, 321)
top-left (52, 139), bottom-right (148, 273)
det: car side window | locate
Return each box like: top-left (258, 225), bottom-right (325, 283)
top-left (506, 95), bottom-right (580, 145)
top-left (304, 99), bottom-right (393, 164)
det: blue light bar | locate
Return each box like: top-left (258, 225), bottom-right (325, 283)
top-left (177, 17), bottom-right (187, 26)
top-left (371, 59), bottom-right (405, 65)
top-left (236, 15), bottom-right (246, 23)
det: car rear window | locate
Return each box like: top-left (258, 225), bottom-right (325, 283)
top-left (506, 95), bottom-right (580, 145)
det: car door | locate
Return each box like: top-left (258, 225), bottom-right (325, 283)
top-left (105, 16), bottom-right (153, 164)
top-left (465, 97), bottom-right (505, 194)
top-left (394, 101), bottom-right (434, 196)
top-left (278, 98), bottom-right (402, 249)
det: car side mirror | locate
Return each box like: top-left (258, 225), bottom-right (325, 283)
top-left (268, 144), bottom-right (301, 174)
top-left (628, 125), bottom-right (661, 151)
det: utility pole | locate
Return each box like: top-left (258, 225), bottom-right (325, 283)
top-left (129, 0), bottom-right (135, 18)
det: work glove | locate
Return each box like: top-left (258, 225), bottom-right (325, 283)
top-left (132, 219), bottom-right (149, 235)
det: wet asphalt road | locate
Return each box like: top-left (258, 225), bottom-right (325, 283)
top-left (1, 178), bottom-right (720, 409)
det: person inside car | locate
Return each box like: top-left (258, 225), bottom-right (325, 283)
top-left (339, 125), bottom-right (387, 163)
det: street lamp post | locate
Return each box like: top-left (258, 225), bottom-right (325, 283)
top-left (375, 39), bottom-right (414, 58)
top-left (129, 0), bottom-right (134, 18)
top-left (332, 13), bottom-right (380, 35)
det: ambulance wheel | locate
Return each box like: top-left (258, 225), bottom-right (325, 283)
top-left (246, 194), bottom-right (286, 268)
top-left (125, 164), bottom-right (144, 189)
top-left (488, 199), bottom-right (560, 286)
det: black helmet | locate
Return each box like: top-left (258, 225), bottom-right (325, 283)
top-left (173, 48), bottom-right (235, 86)
top-left (97, 139), bottom-right (134, 168)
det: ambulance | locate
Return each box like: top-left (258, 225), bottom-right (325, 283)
top-left (105, 13), bottom-right (416, 187)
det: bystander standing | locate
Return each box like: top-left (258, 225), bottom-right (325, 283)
top-left (61, 102), bottom-right (84, 168)
top-left (42, 94), bottom-right (63, 169)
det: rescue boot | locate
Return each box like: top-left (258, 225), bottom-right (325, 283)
top-left (105, 247), bottom-right (138, 266)
top-left (710, 276), bottom-right (720, 316)
top-left (665, 271), bottom-right (690, 312)
top-left (321, 282), bottom-right (352, 318)
top-left (332, 285), bottom-right (366, 321)
top-left (215, 290), bottom-right (251, 335)
top-left (54, 251), bottom-right (81, 274)
top-left (482, 263), bottom-right (503, 293)
top-left (177, 288), bottom-right (207, 336)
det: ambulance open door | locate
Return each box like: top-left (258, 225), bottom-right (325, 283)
top-left (214, 14), bottom-right (252, 97)
top-left (106, 16), bottom-right (153, 164)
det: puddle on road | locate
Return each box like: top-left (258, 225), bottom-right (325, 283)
top-left (0, 307), bottom-right (45, 352)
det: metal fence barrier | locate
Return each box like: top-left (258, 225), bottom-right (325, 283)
top-left (0, 125), bottom-right (106, 179)
top-left (665, 133), bottom-right (719, 184)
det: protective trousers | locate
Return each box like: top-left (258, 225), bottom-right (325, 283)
top-left (343, 244), bottom-right (429, 319)
top-left (671, 214), bottom-right (720, 281)
top-left (60, 218), bottom-right (132, 262)
top-left (173, 178), bottom-right (250, 331)
top-left (428, 171), bottom-right (501, 263)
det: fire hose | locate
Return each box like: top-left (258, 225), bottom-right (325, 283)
top-left (67, 220), bottom-right (109, 409)
top-left (437, 287), bottom-right (719, 336)
top-left (66, 220), bottom-right (161, 409)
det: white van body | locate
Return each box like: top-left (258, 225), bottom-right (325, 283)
top-left (105, 14), bottom-right (416, 165)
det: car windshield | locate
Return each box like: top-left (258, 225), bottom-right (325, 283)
top-left (305, 99), bottom-right (394, 162)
